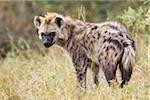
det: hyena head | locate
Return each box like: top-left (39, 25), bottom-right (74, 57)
top-left (34, 13), bottom-right (70, 48)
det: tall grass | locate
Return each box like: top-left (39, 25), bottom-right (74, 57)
top-left (0, 5), bottom-right (149, 100)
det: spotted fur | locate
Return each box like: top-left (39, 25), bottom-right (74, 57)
top-left (34, 12), bottom-right (136, 89)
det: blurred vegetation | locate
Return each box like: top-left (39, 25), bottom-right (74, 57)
top-left (0, 1), bottom-right (149, 53)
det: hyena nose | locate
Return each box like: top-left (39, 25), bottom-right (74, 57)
top-left (44, 42), bottom-right (50, 47)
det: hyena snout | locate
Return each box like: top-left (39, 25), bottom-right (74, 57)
top-left (41, 32), bottom-right (56, 48)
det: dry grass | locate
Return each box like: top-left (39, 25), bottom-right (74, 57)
top-left (0, 34), bottom-right (149, 100)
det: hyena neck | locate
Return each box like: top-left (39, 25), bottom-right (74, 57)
top-left (61, 20), bottom-right (87, 52)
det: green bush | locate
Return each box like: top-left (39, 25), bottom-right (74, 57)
top-left (117, 6), bottom-right (149, 35)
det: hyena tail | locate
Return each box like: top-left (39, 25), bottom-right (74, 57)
top-left (119, 41), bottom-right (136, 88)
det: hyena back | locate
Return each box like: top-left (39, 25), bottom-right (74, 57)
top-left (34, 13), bottom-right (136, 89)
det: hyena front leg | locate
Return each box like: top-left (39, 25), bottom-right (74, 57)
top-left (73, 54), bottom-right (92, 89)
top-left (92, 63), bottom-right (100, 86)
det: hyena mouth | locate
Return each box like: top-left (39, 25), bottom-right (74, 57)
top-left (43, 41), bottom-right (55, 48)
top-left (42, 32), bottom-right (56, 48)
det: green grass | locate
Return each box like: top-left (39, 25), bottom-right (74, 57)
top-left (0, 34), bottom-right (149, 100)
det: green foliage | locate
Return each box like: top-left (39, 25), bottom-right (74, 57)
top-left (117, 6), bottom-right (150, 35)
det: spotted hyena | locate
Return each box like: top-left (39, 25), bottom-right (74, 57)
top-left (34, 13), bottom-right (136, 89)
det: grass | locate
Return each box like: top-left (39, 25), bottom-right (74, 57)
top-left (0, 33), bottom-right (149, 100)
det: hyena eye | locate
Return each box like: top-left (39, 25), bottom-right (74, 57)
top-left (41, 32), bottom-right (45, 36)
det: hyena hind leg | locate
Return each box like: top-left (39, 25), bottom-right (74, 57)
top-left (103, 64), bottom-right (117, 86)
top-left (92, 63), bottom-right (100, 86)
top-left (119, 63), bottom-right (132, 88)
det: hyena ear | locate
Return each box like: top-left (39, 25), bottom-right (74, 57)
top-left (54, 17), bottom-right (64, 28)
top-left (34, 16), bottom-right (44, 29)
